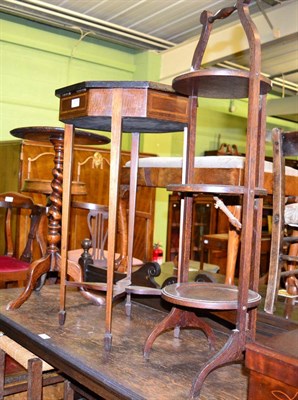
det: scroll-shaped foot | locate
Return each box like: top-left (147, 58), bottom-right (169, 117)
top-left (189, 330), bottom-right (243, 399)
top-left (144, 307), bottom-right (216, 360)
top-left (7, 254), bottom-right (51, 310)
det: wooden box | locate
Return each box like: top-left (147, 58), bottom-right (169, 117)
top-left (245, 329), bottom-right (298, 400)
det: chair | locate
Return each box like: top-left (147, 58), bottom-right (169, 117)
top-left (0, 333), bottom-right (65, 400)
top-left (0, 192), bottom-right (46, 289)
top-left (67, 200), bottom-right (143, 306)
top-left (68, 200), bottom-right (143, 269)
top-left (143, 1), bottom-right (271, 397)
top-left (264, 128), bottom-right (298, 314)
top-left (69, 201), bottom-right (109, 271)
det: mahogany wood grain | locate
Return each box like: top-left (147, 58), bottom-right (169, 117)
top-left (0, 140), bottom-right (156, 262)
top-left (6, 127), bottom-right (109, 311)
top-left (121, 164), bottom-right (298, 196)
top-left (0, 286), bottom-right (250, 400)
top-left (55, 81), bottom-right (189, 349)
top-left (246, 329), bottom-right (298, 400)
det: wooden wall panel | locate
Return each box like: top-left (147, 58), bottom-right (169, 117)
top-left (0, 140), bottom-right (155, 262)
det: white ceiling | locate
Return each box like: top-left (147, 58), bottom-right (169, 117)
top-left (0, 0), bottom-right (294, 48)
top-left (1, 0), bottom-right (297, 119)
top-left (1, 1), bottom-right (297, 73)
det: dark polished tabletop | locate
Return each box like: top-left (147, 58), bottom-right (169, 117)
top-left (0, 286), bottom-right (249, 400)
top-left (10, 126), bottom-right (110, 146)
top-left (55, 80), bottom-right (177, 97)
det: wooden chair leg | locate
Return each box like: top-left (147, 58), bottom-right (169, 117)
top-left (0, 349), bottom-right (5, 400)
top-left (0, 335), bottom-right (65, 399)
top-left (27, 358), bottom-right (43, 400)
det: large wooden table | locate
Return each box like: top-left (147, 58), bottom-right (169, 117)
top-left (121, 156), bottom-right (298, 196)
top-left (0, 286), bottom-right (250, 400)
top-left (121, 157), bottom-right (298, 286)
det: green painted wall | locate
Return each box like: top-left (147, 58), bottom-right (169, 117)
top-left (1, 13), bottom-right (297, 258)
top-left (0, 13), bottom-right (160, 149)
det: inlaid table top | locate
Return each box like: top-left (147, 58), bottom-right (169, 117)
top-left (55, 80), bottom-right (189, 132)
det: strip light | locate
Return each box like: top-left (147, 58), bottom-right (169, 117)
top-left (217, 61), bottom-right (298, 93)
top-left (0, 0), bottom-right (175, 50)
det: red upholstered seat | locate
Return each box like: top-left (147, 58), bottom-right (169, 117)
top-left (0, 192), bottom-right (46, 288)
top-left (0, 256), bottom-right (29, 272)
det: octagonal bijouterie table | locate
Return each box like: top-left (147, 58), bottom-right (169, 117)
top-left (55, 81), bottom-right (189, 349)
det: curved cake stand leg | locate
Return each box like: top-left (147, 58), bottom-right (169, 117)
top-left (6, 253), bottom-right (52, 310)
top-left (189, 330), bottom-right (243, 399)
top-left (144, 307), bottom-right (216, 359)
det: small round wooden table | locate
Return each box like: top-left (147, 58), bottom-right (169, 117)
top-left (7, 126), bottom-right (110, 310)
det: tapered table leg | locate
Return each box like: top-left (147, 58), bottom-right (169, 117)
top-left (59, 124), bottom-right (75, 325)
top-left (105, 89), bottom-right (124, 350)
top-left (125, 132), bottom-right (140, 317)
